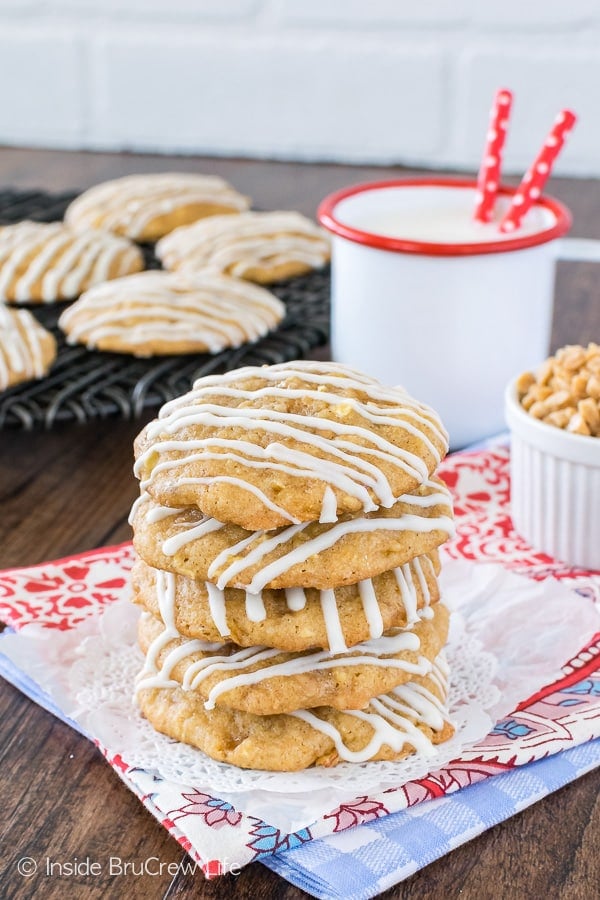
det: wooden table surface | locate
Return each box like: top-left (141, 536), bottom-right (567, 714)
top-left (0, 148), bottom-right (598, 900)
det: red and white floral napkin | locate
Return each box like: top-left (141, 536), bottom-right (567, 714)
top-left (0, 446), bottom-right (599, 882)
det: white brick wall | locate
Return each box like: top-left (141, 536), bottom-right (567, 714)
top-left (0, 0), bottom-right (599, 176)
top-left (0, 26), bottom-right (85, 146)
top-left (94, 34), bottom-right (445, 161)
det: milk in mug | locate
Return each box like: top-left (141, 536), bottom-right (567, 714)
top-left (350, 186), bottom-right (553, 245)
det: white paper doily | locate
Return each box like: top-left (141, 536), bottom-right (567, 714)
top-left (3, 558), bottom-right (599, 831)
top-left (68, 599), bottom-right (497, 797)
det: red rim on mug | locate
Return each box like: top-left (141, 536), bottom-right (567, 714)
top-left (317, 177), bottom-right (572, 257)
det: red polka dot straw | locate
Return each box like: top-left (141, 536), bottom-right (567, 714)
top-left (474, 88), bottom-right (513, 223)
top-left (499, 110), bottom-right (577, 233)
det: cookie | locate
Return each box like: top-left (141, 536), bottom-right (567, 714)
top-left (133, 361), bottom-right (449, 531)
top-left (64, 173), bottom-right (250, 243)
top-left (132, 552), bottom-right (441, 652)
top-left (131, 478), bottom-right (453, 590)
top-left (0, 305), bottom-right (56, 390)
top-left (137, 653), bottom-right (454, 770)
top-left (136, 601), bottom-right (449, 715)
top-left (0, 221), bottom-right (144, 304)
top-left (58, 271), bottom-right (285, 357)
top-left (156, 210), bottom-right (330, 284)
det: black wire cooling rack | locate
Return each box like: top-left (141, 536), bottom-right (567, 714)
top-left (0, 189), bottom-right (331, 429)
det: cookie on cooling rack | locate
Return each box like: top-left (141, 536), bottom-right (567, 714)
top-left (137, 652), bottom-right (454, 771)
top-left (0, 221), bottom-right (144, 304)
top-left (155, 210), bottom-right (331, 284)
top-left (64, 173), bottom-right (250, 242)
top-left (0, 305), bottom-right (56, 390)
top-left (58, 270), bottom-right (285, 357)
top-left (137, 601), bottom-right (449, 715)
top-left (133, 360), bottom-right (449, 531)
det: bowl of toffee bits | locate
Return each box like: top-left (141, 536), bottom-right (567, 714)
top-left (505, 343), bottom-right (600, 570)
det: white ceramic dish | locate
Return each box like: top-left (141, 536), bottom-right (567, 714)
top-left (505, 377), bottom-right (600, 570)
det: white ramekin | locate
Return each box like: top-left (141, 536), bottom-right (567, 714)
top-left (505, 378), bottom-right (600, 570)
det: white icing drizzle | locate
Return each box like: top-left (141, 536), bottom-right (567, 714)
top-left (319, 589), bottom-right (348, 654)
top-left (65, 173), bottom-right (250, 239)
top-left (160, 360), bottom-right (442, 414)
top-left (394, 555), bottom-right (436, 624)
top-left (135, 570), bottom-right (223, 691)
top-left (289, 654), bottom-right (451, 763)
top-left (138, 605), bottom-right (430, 711)
top-left (196, 631), bottom-right (426, 711)
top-left (428, 652), bottom-right (450, 694)
top-left (205, 583), bottom-right (230, 637)
top-left (387, 683), bottom-right (446, 730)
top-left (141, 549), bottom-right (435, 654)
top-left (0, 305), bottom-right (53, 388)
top-left (128, 492), bottom-right (184, 527)
top-left (135, 362), bottom-right (448, 525)
top-left (146, 503), bottom-right (186, 524)
top-left (15, 229), bottom-right (74, 300)
top-left (141, 441), bottom-right (385, 518)
top-left (128, 492), bottom-right (147, 526)
top-left (162, 516), bottom-right (225, 556)
top-left (244, 591), bottom-right (267, 623)
top-left (319, 486), bottom-right (338, 523)
top-left (224, 509), bottom-right (452, 595)
top-left (0, 221), bottom-right (141, 302)
top-left (284, 587), bottom-right (307, 612)
top-left (411, 557), bottom-right (431, 608)
top-left (206, 522), bottom-right (308, 584)
top-left (175, 473), bottom-right (300, 525)
top-left (148, 392), bottom-right (440, 473)
top-left (138, 479), bottom-right (452, 597)
top-left (58, 271), bottom-right (284, 353)
top-left (395, 565), bottom-right (419, 626)
top-left (156, 210), bottom-right (330, 277)
top-left (153, 361), bottom-right (447, 449)
top-left (358, 579), bottom-right (384, 641)
top-left (414, 555), bottom-right (437, 619)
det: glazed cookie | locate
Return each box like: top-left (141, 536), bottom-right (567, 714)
top-left (0, 305), bottom-right (56, 390)
top-left (133, 361), bottom-right (449, 531)
top-left (0, 221), bottom-right (144, 304)
top-left (132, 553), bottom-right (441, 652)
top-left (64, 173), bottom-right (250, 242)
top-left (136, 601), bottom-right (449, 715)
top-left (156, 210), bottom-right (330, 284)
top-left (137, 653), bottom-right (454, 770)
top-left (131, 479), bottom-right (453, 590)
top-left (58, 271), bottom-right (285, 357)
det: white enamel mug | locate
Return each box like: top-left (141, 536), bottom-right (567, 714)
top-left (318, 177), bottom-right (600, 449)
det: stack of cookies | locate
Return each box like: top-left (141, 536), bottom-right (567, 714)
top-left (130, 360), bottom-right (456, 771)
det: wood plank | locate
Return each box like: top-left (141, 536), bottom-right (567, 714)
top-left (0, 147), bottom-right (598, 899)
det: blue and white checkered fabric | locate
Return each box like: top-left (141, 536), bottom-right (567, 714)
top-left (0, 635), bottom-right (88, 738)
top-left (263, 739), bottom-right (600, 900)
